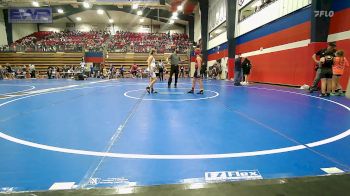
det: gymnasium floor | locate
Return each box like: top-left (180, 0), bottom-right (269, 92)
top-left (0, 78), bottom-right (350, 193)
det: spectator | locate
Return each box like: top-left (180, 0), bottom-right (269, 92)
top-left (56, 66), bottom-right (61, 79)
top-left (47, 66), bottom-right (53, 79)
top-left (233, 54), bottom-right (243, 86)
top-left (158, 60), bottom-right (165, 81)
top-left (119, 65), bottom-right (125, 78)
top-left (63, 65), bottom-right (69, 78)
top-left (179, 65), bottom-right (185, 78)
top-left (309, 42), bottom-right (337, 93)
top-left (331, 50), bottom-right (349, 96)
top-left (0, 65), bottom-right (4, 80)
top-left (6, 64), bottom-right (14, 79)
top-left (241, 57), bottom-right (252, 85)
top-left (29, 64), bottom-right (36, 78)
top-left (319, 50), bottom-right (336, 97)
top-left (130, 64), bottom-right (138, 78)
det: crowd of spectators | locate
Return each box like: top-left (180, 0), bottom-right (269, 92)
top-left (0, 64), bottom-right (36, 79)
top-left (0, 30), bottom-right (190, 53)
top-left (108, 31), bottom-right (189, 53)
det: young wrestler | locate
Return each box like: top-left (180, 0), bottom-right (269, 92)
top-left (332, 50), bottom-right (349, 95)
top-left (146, 49), bottom-right (158, 94)
top-left (188, 48), bottom-right (204, 94)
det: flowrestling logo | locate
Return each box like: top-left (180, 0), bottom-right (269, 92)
top-left (205, 170), bottom-right (262, 182)
top-left (238, 0), bottom-right (245, 6)
top-left (9, 8), bottom-right (52, 23)
top-left (314, 10), bottom-right (334, 18)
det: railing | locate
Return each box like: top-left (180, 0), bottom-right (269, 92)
top-left (0, 45), bottom-right (189, 54)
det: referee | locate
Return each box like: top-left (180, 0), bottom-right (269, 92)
top-left (167, 48), bottom-right (181, 88)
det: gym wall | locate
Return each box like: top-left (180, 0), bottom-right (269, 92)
top-left (207, 0), bottom-right (350, 89)
top-left (0, 10), bottom-right (8, 45)
top-left (194, 6), bottom-right (201, 43)
top-left (12, 23), bottom-right (37, 42)
top-left (327, 1), bottom-right (350, 88)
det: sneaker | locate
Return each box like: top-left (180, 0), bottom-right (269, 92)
top-left (188, 89), bottom-right (194, 94)
top-left (174, 84), bottom-right (177, 88)
top-left (197, 90), bottom-right (204, 94)
top-left (146, 87), bottom-right (150, 94)
top-left (151, 88), bottom-right (157, 94)
top-left (338, 92), bottom-right (345, 96)
top-left (319, 93), bottom-right (326, 97)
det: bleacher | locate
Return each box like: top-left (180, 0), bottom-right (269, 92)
top-left (0, 30), bottom-right (190, 78)
top-left (0, 52), bottom-right (83, 77)
top-left (105, 52), bottom-right (189, 66)
top-left (0, 52), bottom-right (190, 78)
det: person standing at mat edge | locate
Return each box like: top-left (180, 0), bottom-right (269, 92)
top-left (188, 48), bottom-right (204, 94)
top-left (309, 42), bottom-right (337, 93)
top-left (146, 49), bottom-right (158, 94)
top-left (0, 65), bottom-right (4, 80)
top-left (331, 50), bottom-right (349, 96)
top-left (167, 48), bottom-right (181, 88)
top-left (233, 54), bottom-right (243, 86)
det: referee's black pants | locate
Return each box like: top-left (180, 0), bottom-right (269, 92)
top-left (168, 64), bottom-right (179, 87)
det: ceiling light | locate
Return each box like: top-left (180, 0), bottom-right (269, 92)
top-left (169, 19), bottom-right (174, 24)
top-left (97, 9), bottom-right (104, 15)
top-left (137, 10), bottom-right (142, 15)
top-left (109, 19), bottom-right (114, 23)
top-left (83, 2), bottom-right (91, 8)
top-left (76, 17), bottom-right (82, 21)
top-left (139, 18), bottom-right (145, 23)
top-left (132, 4), bottom-right (139, 9)
top-left (32, 1), bottom-right (39, 7)
top-left (57, 8), bottom-right (64, 14)
top-left (177, 5), bottom-right (183, 11)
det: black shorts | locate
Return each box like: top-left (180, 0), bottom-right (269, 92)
top-left (319, 68), bottom-right (333, 79)
top-left (243, 68), bottom-right (251, 75)
top-left (193, 70), bottom-right (203, 78)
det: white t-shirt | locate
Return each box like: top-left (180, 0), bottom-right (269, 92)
top-left (80, 62), bottom-right (86, 68)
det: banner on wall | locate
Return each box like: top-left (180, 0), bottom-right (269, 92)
top-left (8, 7), bottom-right (52, 23)
top-left (85, 52), bottom-right (104, 63)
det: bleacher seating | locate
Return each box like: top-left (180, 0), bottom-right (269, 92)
top-left (108, 32), bottom-right (189, 53)
top-left (1, 30), bottom-right (190, 53)
top-left (0, 52), bottom-right (83, 76)
top-left (0, 30), bottom-right (191, 78)
top-left (105, 52), bottom-right (190, 75)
